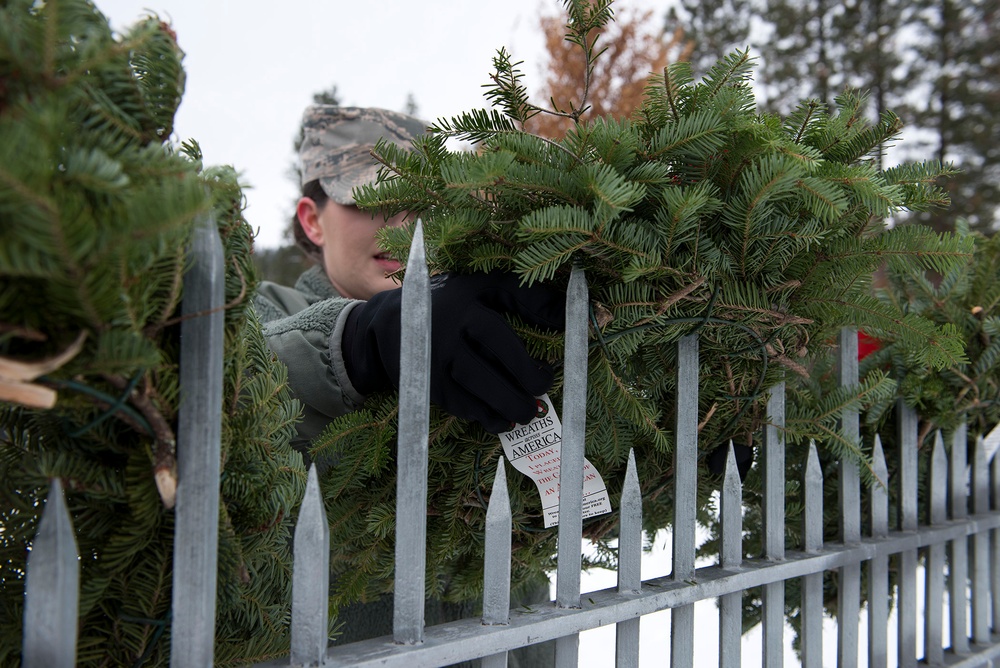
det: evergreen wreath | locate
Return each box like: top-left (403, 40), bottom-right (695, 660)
top-left (867, 224), bottom-right (1000, 442)
top-left (732, 224), bottom-right (998, 651)
top-left (0, 1), bottom-right (306, 664)
top-left (315, 0), bottom-right (972, 608)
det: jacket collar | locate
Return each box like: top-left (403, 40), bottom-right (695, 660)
top-left (294, 265), bottom-right (342, 301)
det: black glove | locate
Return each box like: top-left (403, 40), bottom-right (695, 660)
top-left (342, 272), bottom-right (565, 433)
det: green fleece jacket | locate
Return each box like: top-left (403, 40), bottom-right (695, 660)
top-left (253, 265), bottom-right (366, 449)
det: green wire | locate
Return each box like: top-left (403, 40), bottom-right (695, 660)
top-left (40, 373), bottom-right (153, 437)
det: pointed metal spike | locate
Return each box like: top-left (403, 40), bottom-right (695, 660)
top-left (292, 465), bottom-right (330, 664)
top-left (948, 421), bottom-right (970, 653)
top-left (615, 449), bottom-right (642, 668)
top-left (950, 421), bottom-right (969, 519)
top-left (556, 263), bottom-right (589, 667)
top-left (24, 479), bottom-right (79, 668)
top-left (618, 448), bottom-right (642, 594)
top-left (406, 218), bottom-right (426, 273)
top-left (719, 445), bottom-right (744, 668)
top-left (971, 435), bottom-right (991, 643)
top-left (395, 217), bottom-right (431, 644)
top-left (895, 400), bottom-right (919, 666)
top-left (871, 435), bottom-right (889, 539)
top-left (557, 263), bottom-right (588, 610)
top-left (803, 440), bottom-right (823, 553)
top-left (973, 435), bottom-right (988, 514)
top-left (721, 441), bottom-right (743, 569)
top-left (172, 214), bottom-right (224, 668)
top-left (930, 431), bottom-right (948, 524)
top-left (483, 461), bottom-right (512, 627)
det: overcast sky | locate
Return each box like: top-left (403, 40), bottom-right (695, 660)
top-left (94, 0), bottom-right (650, 249)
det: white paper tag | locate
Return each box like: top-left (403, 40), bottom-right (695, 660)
top-left (498, 394), bottom-right (613, 528)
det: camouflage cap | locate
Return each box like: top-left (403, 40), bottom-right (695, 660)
top-left (299, 105), bottom-right (427, 205)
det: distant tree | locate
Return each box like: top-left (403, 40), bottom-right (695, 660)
top-left (894, 0), bottom-right (1000, 232)
top-left (666, 0), bottom-right (753, 78)
top-left (525, 3), bottom-right (692, 138)
top-left (252, 85), bottom-right (343, 283)
top-left (404, 92), bottom-right (420, 117)
top-left (754, 0), bottom-right (842, 114)
top-left (754, 0), bottom-right (910, 168)
top-left (715, 0), bottom-right (999, 233)
top-left (252, 245), bottom-right (313, 286)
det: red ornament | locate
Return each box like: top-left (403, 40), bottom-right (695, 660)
top-left (858, 330), bottom-right (881, 360)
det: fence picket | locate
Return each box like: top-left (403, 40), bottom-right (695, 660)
top-left (926, 431), bottom-right (948, 665)
top-left (394, 220), bottom-right (431, 644)
top-left (291, 466), bottom-right (330, 664)
top-left (482, 462), bottom-right (512, 668)
top-left (762, 382), bottom-right (785, 668)
top-left (972, 435), bottom-right (990, 645)
top-left (616, 449), bottom-right (642, 668)
top-left (719, 443), bottom-right (743, 668)
top-left (868, 436), bottom-right (889, 668)
top-left (897, 400), bottom-right (919, 667)
top-left (671, 334), bottom-right (699, 668)
top-left (800, 441), bottom-right (824, 667)
top-left (993, 452), bottom-right (1000, 633)
top-left (949, 422), bottom-right (970, 653)
top-left (837, 328), bottom-right (861, 668)
top-left (555, 264), bottom-right (589, 667)
top-left (23, 479), bottom-right (78, 668)
top-left (171, 214), bottom-right (225, 668)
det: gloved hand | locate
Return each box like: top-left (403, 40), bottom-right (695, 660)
top-left (342, 272), bottom-right (565, 433)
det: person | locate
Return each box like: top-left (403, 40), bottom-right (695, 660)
top-left (253, 105), bottom-right (559, 662)
top-left (255, 105), bottom-right (564, 450)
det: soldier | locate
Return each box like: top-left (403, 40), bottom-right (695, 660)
top-left (253, 105), bottom-right (559, 661)
top-left (255, 105), bottom-right (564, 449)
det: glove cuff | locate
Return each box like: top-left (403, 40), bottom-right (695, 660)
top-left (342, 292), bottom-right (398, 396)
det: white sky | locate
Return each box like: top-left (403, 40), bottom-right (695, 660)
top-left (94, 0), bottom-right (667, 249)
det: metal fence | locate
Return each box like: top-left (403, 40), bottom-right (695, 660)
top-left (21, 218), bottom-right (1000, 667)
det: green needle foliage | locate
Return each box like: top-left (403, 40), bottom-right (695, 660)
top-left (869, 225), bottom-right (1000, 441)
top-left (723, 223), bottom-right (997, 650)
top-left (314, 0), bottom-right (972, 607)
top-left (0, 1), bottom-right (305, 664)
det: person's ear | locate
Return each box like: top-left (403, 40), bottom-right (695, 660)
top-left (297, 197), bottom-right (324, 247)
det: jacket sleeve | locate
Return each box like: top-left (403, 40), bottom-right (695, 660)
top-left (254, 286), bottom-right (367, 448)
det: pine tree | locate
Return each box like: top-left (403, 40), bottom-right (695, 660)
top-left (719, 222), bottom-right (997, 651)
top-left (755, 0), bottom-right (913, 119)
top-left (666, 0), bottom-right (753, 79)
top-left (0, 1), bottom-right (306, 664)
top-left (745, 0), bottom-right (999, 233)
top-left (865, 222), bottom-right (1000, 442)
top-left (252, 84), bottom-right (342, 285)
top-left (308, 0), bottom-right (971, 608)
top-left (894, 0), bottom-right (1000, 233)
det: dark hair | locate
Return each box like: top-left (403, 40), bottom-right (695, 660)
top-left (293, 180), bottom-right (329, 264)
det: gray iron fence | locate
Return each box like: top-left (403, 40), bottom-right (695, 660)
top-left (21, 218), bottom-right (1000, 667)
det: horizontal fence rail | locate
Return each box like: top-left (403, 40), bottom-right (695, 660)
top-left (20, 220), bottom-right (1000, 667)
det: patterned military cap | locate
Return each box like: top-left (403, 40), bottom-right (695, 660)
top-left (299, 105), bottom-right (427, 205)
